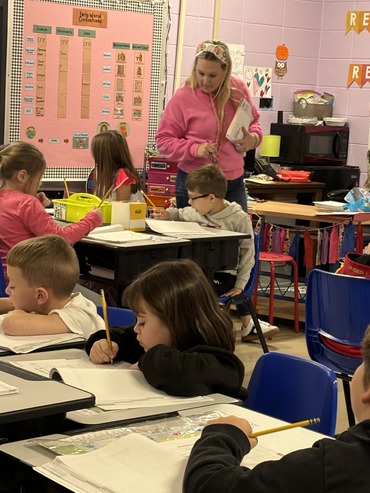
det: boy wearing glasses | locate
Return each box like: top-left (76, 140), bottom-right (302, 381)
top-left (153, 163), bottom-right (278, 342)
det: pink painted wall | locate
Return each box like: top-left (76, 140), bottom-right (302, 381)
top-left (165, 0), bottom-right (370, 184)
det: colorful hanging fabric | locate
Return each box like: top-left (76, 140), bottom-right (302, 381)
top-left (338, 224), bottom-right (345, 256)
top-left (321, 229), bottom-right (329, 265)
top-left (304, 230), bottom-right (314, 269)
top-left (263, 222), bottom-right (271, 251)
top-left (340, 222), bottom-right (355, 257)
top-left (283, 228), bottom-right (290, 254)
top-left (267, 224), bottom-right (274, 252)
top-left (329, 225), bottom-right (339, 264)
top-left (272, 227), bottom-right (281, 253)
top-left (315, 230), bottom-right (322, 266)
top-left (289, 230), bottom-right (300, 264)
top-left (254, 217), bottom-right (262, 235)
top-left (356, 223), bottom-right (363, 253)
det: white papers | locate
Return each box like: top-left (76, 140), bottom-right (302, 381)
top-left (313, 200), bottom-right (346, 212)
top-left (226, 98), bottom-right (253, 142)
top-left (0, 380), bottom-right (19, 395)
top-left (88, 224), bottom-right (124, 235)
top-left (146, 219), bottom-right (211, 236)
top-left (8, 358), bottom-right (130, 378)
top-left (315, 211), bottom-right (363, 216)
top-left (87, 230), bottom-right (154, 243)
top-left (87, 224), bottom-right (154, 243)
top-left (0, 324), bottom-right (85, 354)
top-left (35, 433), bottom-right (186, 493)
top-left (50, 367), bottom-right (214, 411)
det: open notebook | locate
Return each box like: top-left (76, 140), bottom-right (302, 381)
top-left (49, 365), bottom-right (214, 411)
top-left (87, 224), bottom-right (155, 243)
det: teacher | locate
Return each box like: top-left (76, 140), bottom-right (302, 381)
top-left (156, 39), bottom-right (262, 211)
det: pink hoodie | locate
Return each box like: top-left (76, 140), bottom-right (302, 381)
top-left (156, 76), bottom-right (262, 180)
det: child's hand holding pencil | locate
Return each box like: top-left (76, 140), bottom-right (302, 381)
top-left (205, 415), bottom-right (320, 448)
top-left (153, 208), bottom-right (170, 220)
top-left (88, 290), bottom-right (119, 365)
top-left (100, 289), bottom-right (113, 364)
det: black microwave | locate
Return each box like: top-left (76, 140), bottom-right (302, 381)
top-left (270, 123), bottom-right (349, 165)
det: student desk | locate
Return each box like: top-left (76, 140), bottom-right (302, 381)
top-left (0, 403), bottom-right (330, 493)
top-left (176, 228), bottom-right (250, 281)
top-left (75, 235), bottom-right (190, 305)
top-left (0, 358), bottom-right (95, 442)
top-left (249, 200), bottom-right (370, 225)
top-left (2, 349), bottom-right (239, 428)
top-left (75, 229), bottom-right (249, 305)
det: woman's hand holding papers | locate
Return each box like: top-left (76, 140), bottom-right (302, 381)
top-left (90, 339), bottom-right (119, 364)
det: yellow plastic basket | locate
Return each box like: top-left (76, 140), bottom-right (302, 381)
top-left (53, 193), bottom-right (112, 224)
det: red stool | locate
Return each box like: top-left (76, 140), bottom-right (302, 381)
top-left (253, 252), bottom-right (300, 333)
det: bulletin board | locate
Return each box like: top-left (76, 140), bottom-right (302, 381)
top-left (7, 0), bottom-right (169, 174)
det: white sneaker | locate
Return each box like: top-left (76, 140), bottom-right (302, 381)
top-left (241, 319), bottom-right (279, 342)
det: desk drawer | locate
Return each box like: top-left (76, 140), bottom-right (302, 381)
top-left (147, 170), bottom-right (177, 185)
top-left (146, 183), bottom-right (176, 195)
top-left (147, 158), bottom-right (178, 173)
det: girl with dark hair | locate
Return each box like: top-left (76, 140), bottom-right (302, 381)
top-left (86, 258), bottom-right (246, 399)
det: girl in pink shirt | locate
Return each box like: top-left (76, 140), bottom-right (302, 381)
top-left (0, 141), bottom-right (103, 280)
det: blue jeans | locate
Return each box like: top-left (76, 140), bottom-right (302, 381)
top-left (175, 169), bottom-right (247, 211)
top-left (214, 272), bottom-right (250, 316)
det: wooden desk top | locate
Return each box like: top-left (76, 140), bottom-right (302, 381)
top-left (249, 200), bottom-right (370, 224)
top-left (245, 180), bottom-right (326, 190)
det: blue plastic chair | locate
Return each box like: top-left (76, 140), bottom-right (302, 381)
top-left (305, 268), bottom-right (370, 426)
top-left (218, 232), bottom-right (269, 354)
top-left (97, 306), bottom-right (136, 326)
top-left (244, 351), bottom-right (338, 436)
top-left (0, 262), bottom-right (7, 297)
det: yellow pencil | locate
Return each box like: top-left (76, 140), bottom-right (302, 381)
top-left (98, 185), bottom-right (114, 209)
top-left (141, 190), bottom-right (157, 208)
top-left (63, 177), bottom-right (70, 198)
top-left (248, 418), bottom-right (320, 438)
top-left (100, 289), bottom-right (113, 354)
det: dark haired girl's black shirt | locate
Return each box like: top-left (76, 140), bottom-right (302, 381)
top-left (85, 326), bottom-right (247, 400)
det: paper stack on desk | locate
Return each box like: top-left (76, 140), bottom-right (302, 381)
top-left (87, 224), bottom-right (154, 243)
top-left (146, 219), bottom-right (211, 236)
top-left (35, 433), bottom-right (186, 493)
top-left (313, 200), bottom-right (346, 212)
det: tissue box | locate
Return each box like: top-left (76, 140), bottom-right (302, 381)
top-left (53, 193), bottom-right (112, 224)
top-left (111, 202), bottom-right (147, 231)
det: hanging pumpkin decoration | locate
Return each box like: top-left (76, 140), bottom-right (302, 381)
top-left (276, 44), bottom-right (289, 60)
top-left (274, 43), bottom-right (289, 80)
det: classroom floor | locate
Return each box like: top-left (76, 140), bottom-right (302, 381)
top-left (233, 317), bottom-right (350, 436)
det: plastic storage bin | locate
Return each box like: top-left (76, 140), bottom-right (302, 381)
top-left (53, 193), bottom-right (112, 224)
